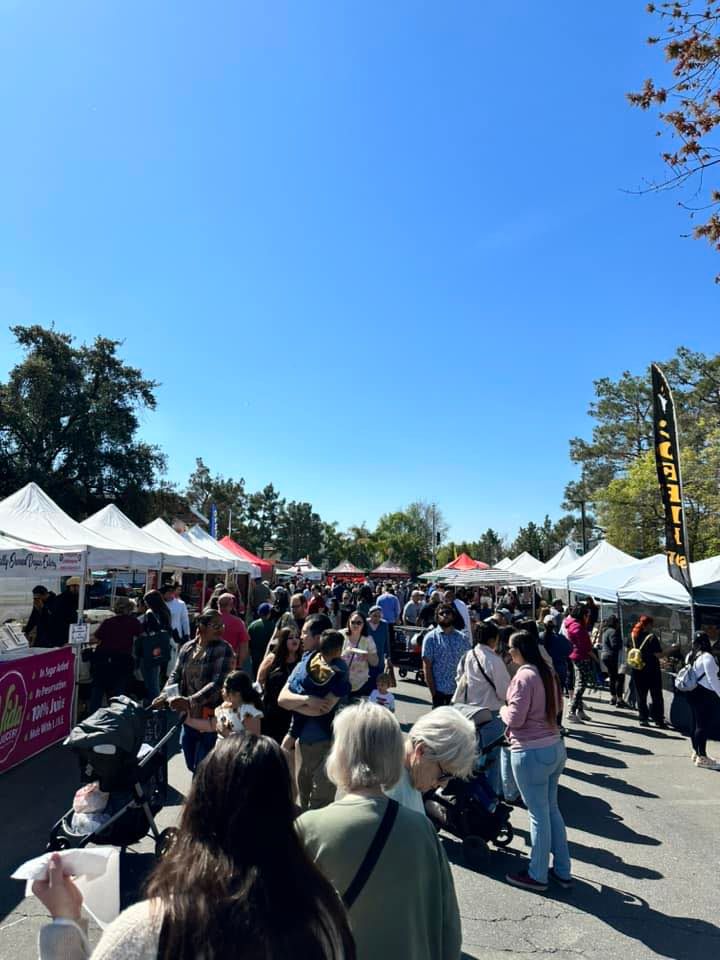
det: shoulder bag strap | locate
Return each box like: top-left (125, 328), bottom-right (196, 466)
top-left (472, 648), bottom-right (498, 695)
top-left (343, 800), bottom-right (399, 910)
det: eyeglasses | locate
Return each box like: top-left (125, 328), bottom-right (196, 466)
top-left (349, 618), bottom-right (363, 625)
top-left (436, 762), bottom-right (453, 785)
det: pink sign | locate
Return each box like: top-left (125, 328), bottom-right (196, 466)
top-left (0, 647), bottom-right (75, 775)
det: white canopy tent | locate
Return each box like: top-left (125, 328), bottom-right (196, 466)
top-left (0, 483), bottom-right (159, 569)
top-left (142, 519), bottom-right (234, 573)
top-left (82, 504), bottom-right (188, 570)
top-left (183, 524), bottom-right (260, 577)
top-left (495, 557), bottom-right (513, 570)
top-left (286, 558), bottom-right (324, 581)
top-left (504, 552), bottom-right (545, 578)
top-left (540, 541), bottom-right (636, 592)
top-left (569, 554), bottom-right (667, 602)
top-left (617, 554), bottom-right (720, 608)
top-left (0, 533), bottom-right (85, 579)
top-left (536, 545), bottom-right (579, 578)
top-left (420, 567), bottom-right (536, 588)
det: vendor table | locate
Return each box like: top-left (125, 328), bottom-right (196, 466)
top-left (0, 645), bottom-right (75, 775)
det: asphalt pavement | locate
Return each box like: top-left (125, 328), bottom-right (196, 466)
top-left (1, 680), bottom-right (719, 960)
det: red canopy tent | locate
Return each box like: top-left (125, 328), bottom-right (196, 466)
top-left (443, 552), bottom-right (489, 571)
top-left (218, 537), bottom-right (274, 579)
top-left (327, 560), bottom-right (365, 583)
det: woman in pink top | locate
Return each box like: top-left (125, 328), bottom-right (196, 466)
top-left (500, 630), bottom-right (571, 893)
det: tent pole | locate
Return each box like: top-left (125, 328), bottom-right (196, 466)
top-left (110, 570), bottom-right (117, 609)
top-left (72, 555), bottom-right (88, 726)
top-left (202, 572), bottom-right (207, 610)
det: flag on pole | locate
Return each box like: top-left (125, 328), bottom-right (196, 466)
top-left (651, 363), bottom-right (692, 594)
top-left (209, 503), bottom-right (218, 539)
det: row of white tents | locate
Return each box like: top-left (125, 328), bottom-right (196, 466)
top-left (494, 542), bottom-right (720, 609)
top-left (0, 482), bottom-right (262, 579)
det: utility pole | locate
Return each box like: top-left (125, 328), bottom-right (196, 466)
top-left (228, 508), bottom-right (232, 538)
top-left (570, 498), bottom-right (588, 553)
top-left (431, 503), bottom-right (437, 569)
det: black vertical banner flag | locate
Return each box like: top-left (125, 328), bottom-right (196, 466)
top-left (651, 363), bottom-right (693, 594)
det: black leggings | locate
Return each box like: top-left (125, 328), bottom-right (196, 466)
top-left (689, 685), bottom-right (718, 757)
top-left (633, 669), bottom-right (664, 724)
top-left (602, 658), bottom-right (625, 700)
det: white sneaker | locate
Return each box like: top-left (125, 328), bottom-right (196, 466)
top-left (691, 750), bottom-right (698, 762)
top-left (695, 756), bottom-right (720, 770)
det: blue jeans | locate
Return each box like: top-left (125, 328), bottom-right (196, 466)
top-left (181, 724), bottom-right (217, 774)
top-left (141, 663), bottom-right (160, 701)
top-left (501, 747), bottom-right (520, 801)
top-left (510, 741), bottom-right (571, 884)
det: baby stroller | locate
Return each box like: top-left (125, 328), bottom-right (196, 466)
top-left (47, 696), bottom-right (183, 858)
top-left (425, 708), bottom-right (513, 868)
top-left (392, 625), bottom-right (426, 684)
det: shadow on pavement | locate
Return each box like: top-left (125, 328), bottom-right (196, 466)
top-left (570, 730), bottom-right (654, 755)
top-left (563, 767), bottom-right (659, 799)
top-left (512, 828), bottom-right (663, 881)
top-left (444, 839), bottom-right (713, 960)
top-left (565, 746), bottom-right (628, 769)
top-left (393, 691), bottom-right (429, 707)
top-left (559, 785), bottom-right (661, 846)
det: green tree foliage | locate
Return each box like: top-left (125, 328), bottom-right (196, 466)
top-left (628, 1), bottom-right (720, 277)
top-left (0, 325), bottom-right (164, 518)
top-left (570, 348), bottom-right (720, 560)
top-left (275, 501), bottom-right (324, 562)
top-left (343, 524), bottom-right (377, 570)
top-left (245, 484), bottom-right (285, 556)
top-left (185, 457), bottom-right (248, 539)
top-left (373, 502), bottom-right (448, 576)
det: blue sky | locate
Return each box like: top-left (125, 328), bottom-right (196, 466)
top-left (1, 2), bottom-right (718, 543)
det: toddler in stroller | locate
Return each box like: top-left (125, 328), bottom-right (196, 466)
top-left (47, 696), bottom-right (183, 857)
top-left (425, 707), bottom-right (513, 867)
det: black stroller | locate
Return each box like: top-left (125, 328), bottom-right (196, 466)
top-left (392, 625), bottom-right (426, 684)
top-left (425, 708), bottom-right (513, 868)
top-left (47, 696), bottom-right (183, 857)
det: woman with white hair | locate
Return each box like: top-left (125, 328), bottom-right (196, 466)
top-left (297, 702), bottom-right (462, 960)
top-left (384, 706), bottom-right (476, 815)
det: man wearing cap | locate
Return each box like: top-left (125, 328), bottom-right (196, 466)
top-left (24, 585), bottom-right (57, 647)
top-left (249, 602), bottom-right (276, 678)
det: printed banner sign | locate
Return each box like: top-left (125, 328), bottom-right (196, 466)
top-left (0, 646), bottom-right (75, 775)
top-left (0, 549), bottom-right (84, 579)
top-left (651, 363), bottom-right (692, 594)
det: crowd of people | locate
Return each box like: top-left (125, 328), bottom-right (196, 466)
top-left (25, 572), bottom-right (720, 958)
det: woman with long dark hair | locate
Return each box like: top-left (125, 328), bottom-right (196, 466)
top-left (258, 626), bottom-right (302, 744)
top-left (628, 614), bottom-right (666, 729)
top-left (685, 631), bottom-right (720, 769)
top-left (134, 589), bottom-right (172, 702)
top-left (500, 630), bottom-right (571, 893)
top-left (34, 736), bottom-right (356, 960)
top-left (564, 602), bottom-right (599, 724)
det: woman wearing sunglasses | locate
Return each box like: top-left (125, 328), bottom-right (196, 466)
top-left (341, 611), bottom-right (379, 697)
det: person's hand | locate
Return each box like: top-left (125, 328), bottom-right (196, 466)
top-left (151, 696), bottom-right (167, 709)
top-left (307, 696), bottom-right (334, 715)
top-left (32, 854), bottom-right (83, 922)
top-left (169, 696), bottom-right (191, 713)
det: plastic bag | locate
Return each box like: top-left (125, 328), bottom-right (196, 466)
top-left (73, 781), bottom-right (110, 814)
top-left (68, 810), bottom-right (112, 835)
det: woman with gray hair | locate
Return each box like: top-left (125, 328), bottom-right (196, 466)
top-left (384, 706), bottom-right (476, 815)
top-left (297, 701), bottom-right (462, 960)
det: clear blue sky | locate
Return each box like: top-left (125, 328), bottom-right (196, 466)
top-left (0, 2), bottom-right (717, 543)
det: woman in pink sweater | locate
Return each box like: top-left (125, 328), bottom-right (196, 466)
top-left (500, 630), bottom-right (571, 893)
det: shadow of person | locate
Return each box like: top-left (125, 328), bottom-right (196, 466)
top-left (556, 877), bottom-right (720, 960)
top-left (569, 730), bottom-right (654, 755)
top-left (558, 784), bottom-right (661, 846)
top-left (565, 746), bottom-right (628, 769)
top-left (563, 766), bottom-right (659, 799)
top-left (445, 837), bottom-right (716, 960)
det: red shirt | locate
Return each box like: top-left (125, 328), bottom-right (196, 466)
top-left (94, 615), bottom-right (142, 655)
top-left (219, 612), bottom-right (250, 662)
top-left (308, 596), bottom-right (326, 614)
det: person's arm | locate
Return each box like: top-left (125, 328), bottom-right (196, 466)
top-left (421, 634), bottom-right (436, 696)
top-left (180, 603), bottom-right (190, 640)
top-left (367, 636), bottom-right (379, 667)
top-left (184, 715), bottom-right (216, 732)
top-left (243, 711), bottom-right (262, 735)
top-left (256, 654), bottom-right (275, 688)
top-left (499, 673), bottom-right (530, 728)
top-left (700, 653), bottom-right (720, 697)
top-left (277, 682), bottom-right (336, 715)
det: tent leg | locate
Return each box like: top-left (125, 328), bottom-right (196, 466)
top-left (202, 573), bottom-right (207, 609)
top-left (110, 571), bottom-right (117, 609)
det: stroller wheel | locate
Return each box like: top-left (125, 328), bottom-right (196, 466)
top-left (155, 827), bottom-right (178, 858)
top-left (463, 836), bottom-right (490, 870)
top-left (398, 669), bottom-right (407, 679)
top-left (493, 824), bottom-right (514, 848)
top-left (46, 835), bottom-right (71, 852)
